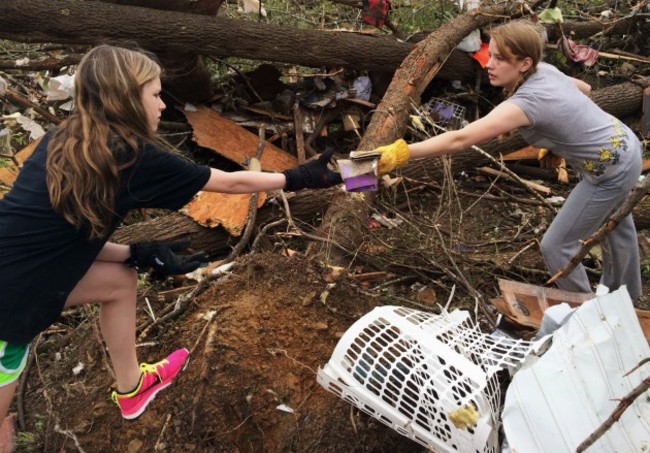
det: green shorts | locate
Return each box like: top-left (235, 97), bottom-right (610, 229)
top-left (0, 340), bottom-right (29, 387)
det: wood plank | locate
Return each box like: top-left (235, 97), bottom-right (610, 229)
top-left (491, 278), bottom-right (650, 343)
top-left (501, 145), bottom-right (539, 161)
top-left (183, 105), bottom-right (297, 172)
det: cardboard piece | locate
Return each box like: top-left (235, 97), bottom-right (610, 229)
top-left (490, 278), bottom-right (650, 343)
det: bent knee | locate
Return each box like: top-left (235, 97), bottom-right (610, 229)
top-left (67, 261), bottom-right (138, 306)
top-left (104, 263), bottom-right (138, 300)
top-left (113, 263), bottom-right (139, 290)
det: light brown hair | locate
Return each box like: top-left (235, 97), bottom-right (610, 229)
top-left (490, 20), bottom-right (545, 95)
top-left (46, 45), bottom-right (164, 239)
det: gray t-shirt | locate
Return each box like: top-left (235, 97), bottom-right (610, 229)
top-left (507, 62), bottom-right (640, 184)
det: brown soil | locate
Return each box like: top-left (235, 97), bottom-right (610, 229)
top-left (16, 253), bottom-right (426, 453)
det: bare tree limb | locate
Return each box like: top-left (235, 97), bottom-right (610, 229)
top-left (547, 175), bottom-right (650, 286)
top-left (576, 358), bottom-right (650, 452)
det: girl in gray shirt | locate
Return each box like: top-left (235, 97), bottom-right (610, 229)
top-left (374, 20), bottom-right (642, 300)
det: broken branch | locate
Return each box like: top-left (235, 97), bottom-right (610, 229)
top-left (576, 358), bottom-right (650, 452)
top-left (547, 175), bottom-right (650, 286)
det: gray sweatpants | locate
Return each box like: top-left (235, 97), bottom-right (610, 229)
top-left (540, 152), bottom-right (642, 300)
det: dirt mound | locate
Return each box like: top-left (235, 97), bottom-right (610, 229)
top-left (18, 253), bottom-right (421, 452)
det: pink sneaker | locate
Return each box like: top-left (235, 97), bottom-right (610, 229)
top-left (111, 348), bottom-right (189, 420)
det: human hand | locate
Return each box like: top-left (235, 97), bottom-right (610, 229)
top-left (126, 240), bottom-right (207, 276)
top-left (282, 148), bottom-right (342, 191)
top-left (375, 139), bottom-right (410, 175)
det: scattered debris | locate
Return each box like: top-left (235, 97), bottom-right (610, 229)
top-left (183, 105), bottom-right (296, 172)
top-left (71, 362), bottom-right (84, 376)
top-left (318, 306), bottom-right (538, 452)
top-left (275, 404), bottom-right (295, 414)
top-left (491, 278), bottom-right (650, 342)
top-left (320, 286), bottom-right (650, 452)
top-left (502, 287), bottom-right (650, 452)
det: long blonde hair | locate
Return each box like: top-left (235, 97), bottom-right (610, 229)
top-left (490, 20), bottom-right (544, 96)
top-left (47, 45), bottom-right (163, 239)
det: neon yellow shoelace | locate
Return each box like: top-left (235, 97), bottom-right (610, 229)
top-left (139, 358), bottom-right (168, 376)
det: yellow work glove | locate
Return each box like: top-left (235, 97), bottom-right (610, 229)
top-left (375, 139), bottom-right (411, 175)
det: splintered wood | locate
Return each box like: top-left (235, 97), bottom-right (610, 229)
top-left (490, 278), bottom-right (650, 343)
top-left (182, 106), bottom-right (297, 235)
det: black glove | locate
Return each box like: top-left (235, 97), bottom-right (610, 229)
top-left (282, 148), bottom-right (342, 192)
top-left (125, 240), bottom-right (207, 277)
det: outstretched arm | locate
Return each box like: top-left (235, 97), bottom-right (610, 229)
top-left (202, 168), bottom-right (286, 194)
top-left (571, 77), bottom-right (592, 95)
top-left (201, 148), bottom-right (341, 194)
top-left (408, 100), bottom-right (532, 159)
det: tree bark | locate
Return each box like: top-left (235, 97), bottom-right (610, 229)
top-left (405, 15), bottom-right (646, 43)
top-left (0, 0), bottom-right (483, 80)
top-left (102, 0), bottom-right (223, 103)
top-left (1, 1), bottom-right (644, 90)
top-left (111, 189), bottom-right (337, 255)
top-left (543, 15), bottom-right (646, 42)
top-left (106, 0), bottom-right (223, 14)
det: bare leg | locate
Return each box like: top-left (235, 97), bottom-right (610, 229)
top-left (0, 381), bottom-right (17, 424)
top-left (65, 261), bottom-right (141, 393)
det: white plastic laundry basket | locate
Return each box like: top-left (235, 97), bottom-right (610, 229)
top-left (317, 306), bottom-right (536, 453)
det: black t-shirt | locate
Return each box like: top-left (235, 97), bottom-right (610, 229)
top-left (0, 131), bottom-right (211, 343)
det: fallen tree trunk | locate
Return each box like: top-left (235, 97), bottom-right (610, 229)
top-left (544, 14), bottom-right (646, 42)
top-left (405, 15), bottom-right (647, 43)
top-left (0, 0), bottom-right (502, 83)
top-left (111, 189), bottom-right (337, 255)
top-left (0, 0), bottom-right (455, 76)
top-left (2, 1), bottom-right (643, 96)
top-left (102, 0), bottom-right (222, 102)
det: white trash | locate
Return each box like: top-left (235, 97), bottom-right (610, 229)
top-left (317, 306), bottom-right (537, 453)
top-left (502, 287), bottom-right (650, 452)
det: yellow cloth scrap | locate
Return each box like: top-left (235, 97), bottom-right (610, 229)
top-left (448, 404), bottom-right (479, 429)
top-left (537, 147), bottom-right (569, 184)
top-left (375, 139), bottom-right (411, 175)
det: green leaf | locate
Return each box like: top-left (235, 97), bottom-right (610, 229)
top-left (538, 7), bottom-right (564, 23)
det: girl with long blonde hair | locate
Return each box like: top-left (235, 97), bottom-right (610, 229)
top-left (0, 44), bottom-right (339, 423)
